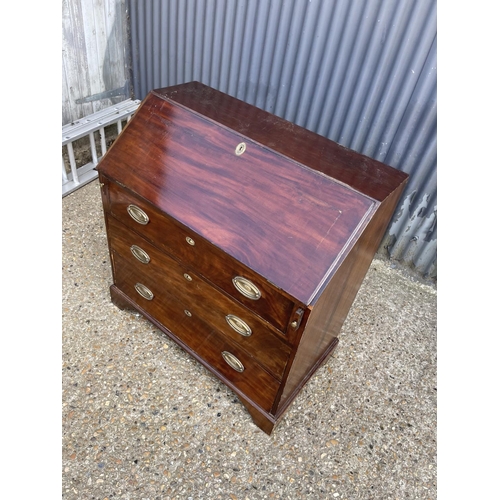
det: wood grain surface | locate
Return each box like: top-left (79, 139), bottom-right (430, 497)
top-left (107, 214), bottom-right (292, 379)
top-left (104, 178), bottom-right (297, 332)
top-left (109, 279), bottom-right (280, 413)
top-left (97, 91), bottom-right (376, 304)
top-left (154, 82), bottom-right (409, 202)
top-left (97, 81), bottom-right (410, 434)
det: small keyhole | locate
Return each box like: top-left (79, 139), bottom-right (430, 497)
top-left (235, 142), bottom-right (246, 156)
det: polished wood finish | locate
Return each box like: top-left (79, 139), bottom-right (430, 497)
top-left (99, 90), bottom-right (376, 305)
top-left (109, 285), bottom-right (279, 412)
top-left (107, 215), bottom-right (291, 380)
top-left (106, 180), bottom-right (296, 332)
top-left (276, 183), bottom-right (407, 413)
top-left (97, 82), bottom-right (408, 434)
top-left (154, 82), bottom-right (409, 202)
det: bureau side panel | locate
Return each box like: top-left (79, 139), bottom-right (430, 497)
top-left (276, 181), bottom-right (408, 413)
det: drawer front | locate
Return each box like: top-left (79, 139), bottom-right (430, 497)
top-left (111, 254), bottom-right (279, 412)
top-left (106, 180), bottom-right (296, 332)
top-left (107, 215), bottom-right (291, 380)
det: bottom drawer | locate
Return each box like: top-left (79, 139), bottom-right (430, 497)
top-left (112, 255), bottom-right (280, 412)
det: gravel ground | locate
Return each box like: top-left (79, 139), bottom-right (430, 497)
top-left (62, 180), bottom-right (437, 500)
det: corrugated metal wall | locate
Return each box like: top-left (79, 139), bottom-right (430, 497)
top-left (128, 0), bottom-right (437, 280)
top-left (62, 0), bottom-right (132, 125)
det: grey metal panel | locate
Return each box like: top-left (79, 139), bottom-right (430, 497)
top-left (128, 0), bottom-right (437, 279)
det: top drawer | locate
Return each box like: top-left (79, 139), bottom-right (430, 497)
top-left (104, 179), bottom-right (297, 333)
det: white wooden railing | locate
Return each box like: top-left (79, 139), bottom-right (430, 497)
top-left (62, 99), bottom-right (141, 197)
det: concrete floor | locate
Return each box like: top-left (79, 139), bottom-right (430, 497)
top-left (62, 180), bottom-right (437, 500)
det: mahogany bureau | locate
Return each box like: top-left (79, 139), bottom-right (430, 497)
top-left (96, 81), bottom-right (408, 434)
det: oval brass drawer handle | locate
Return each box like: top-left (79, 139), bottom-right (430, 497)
top-left (134, 282), bottom-right (154, 300)
top-left (130, 245), bottom-right (150, 264)
top-left (232, 276), bottom-right (261, 300)
top-left (221, 351), bottom-right (245, 373)
top-left (127, 204), bottom-right (149, 225)
top-left (225, 314), bottom-right (252, 337)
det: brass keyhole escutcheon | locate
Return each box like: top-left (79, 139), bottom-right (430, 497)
top-left (186, 236), bottom-right (195, 246)
top-left (235, 142), bottom-right (246, 156)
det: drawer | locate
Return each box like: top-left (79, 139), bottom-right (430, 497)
top-left (106, 179), bottom-right (297, 332)
top-left (111, 254), bottom-right (280, 412)
top-left (107, 215), bottom-right (291, 379)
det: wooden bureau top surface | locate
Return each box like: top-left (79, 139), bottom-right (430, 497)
top-left (154, 82), bottom-right (409, 202)
top-left (98, 83), bottom-right (406, 304)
